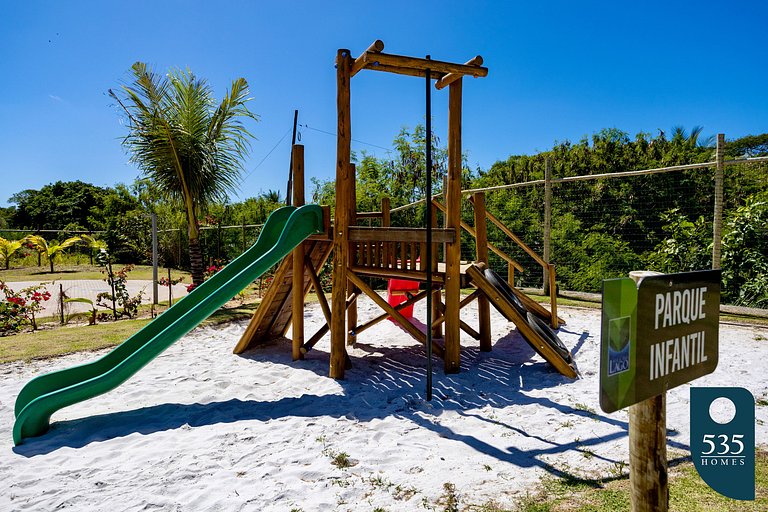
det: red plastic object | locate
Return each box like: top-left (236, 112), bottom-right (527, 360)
top-left (387, 277), bottom-right (419, 319)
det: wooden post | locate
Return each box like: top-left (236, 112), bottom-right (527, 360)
top-left (431, 200), bottom-right (443, 339)
top-left (543, 157), bottom-right (552, 294)
top-left (330, 49), bottom-right (352, 379)
top-left (241, 219), bottom-right (246, 254)
top-left (472, 192), bottom-right (491, 351)
top-left (712, 133), bottom-right (724, 270)
top-left (347, 164), bottom-right (358, 347)
top-left (443, 78), bottom-right (463, 373)
top-left (628, 270), bottom-right (668, 512)
top-left (292, 144), bottom-right (305, 361)
top-left (508, 264), bottom-right (515, 288)
top-left (168, 267), bottom-right (173, 306)
top-left (59, 283), bottom-right (65, 325)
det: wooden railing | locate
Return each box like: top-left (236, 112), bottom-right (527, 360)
top-left (348, 226), bottom-right (454, 282)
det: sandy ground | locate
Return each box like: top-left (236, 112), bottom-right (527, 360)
top-left (1, 297), bottom-right (766, 511)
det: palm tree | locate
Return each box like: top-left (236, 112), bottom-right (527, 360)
top-left (0, 237), bottom-right (24, 270)
top-left (78, 234), bottom-right (107, 265)
top-left (24, 235), bottom-right (82, 272)
top-left (109, 62), bottom-right (256, 286)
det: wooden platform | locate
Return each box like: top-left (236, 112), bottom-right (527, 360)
top-left (233, 239), bottom-right (333, 353)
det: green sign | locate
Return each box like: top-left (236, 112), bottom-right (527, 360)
top-left (600, 270), bottom-right (720, 413)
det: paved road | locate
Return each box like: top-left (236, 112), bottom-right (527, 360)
top-left (2, 280), bottom-right (190, 318)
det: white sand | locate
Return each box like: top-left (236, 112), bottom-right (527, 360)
top-left (1, 298), bottom-right (766, 511)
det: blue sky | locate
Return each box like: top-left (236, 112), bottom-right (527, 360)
top-left (1, 1), bottom-right (766, 208)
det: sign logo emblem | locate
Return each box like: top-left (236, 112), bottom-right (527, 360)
top-left (607, 316), bottom-right (631, 375)
top-left (691, 387), bottom-right (755, 500)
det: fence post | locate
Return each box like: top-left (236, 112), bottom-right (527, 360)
top-left (59, 283), bottom-right (65, 325)
top-left (712, 133), bottom-right (725, 270)
top-left (151, 213), bottom-right (158, 305)
top-left (241, 219), bottom-right (246, 254)
top-left (543, 157), bottom-right (552, 293)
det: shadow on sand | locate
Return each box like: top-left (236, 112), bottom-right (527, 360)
top-left (13, 320), bottom-right (687, 483)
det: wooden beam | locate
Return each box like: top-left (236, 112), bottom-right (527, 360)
top-left (347, 271), bottom-right (444, 358)
top-left (355, 211), bottom-right (383, 219)
top-left (350, 265), bottom-right (445, 284)
top-left (292, 144), bottom-right (305, 361)
top-left (305, 257), bottom-right (331, 326)
top-left (363, 63), bottom-right (445, 80)
top-left (548, 263), bottom-right (559, 329)
top-left (350, 289), bottom-right (429, 338)
top-left (434, 300), bottom-right (480, 340)
top-left (435, 56), bottom-right (484, 90)
top-left (444, 78), bottom-right (463, 374)
top-left (349, 226), bottom-right (455, 243)
top-left (364, 52), bottom-right (487, 78)
top-left (330, 48), bottom-right (352, 379)
top-left (347, 163), bottom-right (358, 346)
top-left (473, 192), bottom-right (492, 351)
top-left (351, 39), bottom-right (385, 77)
top-left (459, 289), bottom-right (480, 309)
top-left (301, 323), bottom-right (329, 354)
top-left (483, 206), bottom-right (548, 268)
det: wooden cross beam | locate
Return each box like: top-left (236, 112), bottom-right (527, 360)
top-left (350, 40), bottom-right (487, 84)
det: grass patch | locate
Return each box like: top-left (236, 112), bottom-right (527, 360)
top-left (514, 449), bottom-right (768, 511)
top-left (0, 319), bottom-right (152, 363)
top-left (0, 298), bottom-right (261, 364)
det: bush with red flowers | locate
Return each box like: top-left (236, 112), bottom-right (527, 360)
top-left (0, 281), bottom-right (52, 334)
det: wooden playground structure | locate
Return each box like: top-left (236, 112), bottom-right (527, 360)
top-left (234, 41), bottom-right (576, 380)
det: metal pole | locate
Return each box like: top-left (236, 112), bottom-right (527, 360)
top-left (286, 109), bottom-right (299, 206)
top-left (712, 133), bottom-right (725, 270)
top-left (151, 213), bottom-right (158, 305)
top-left (425, 58), bottom-right (433, 401)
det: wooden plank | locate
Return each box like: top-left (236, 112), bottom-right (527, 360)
top-left (349, 226), bottom-right (455, 243)
top-left (466, 264), bottom-right (576, 378)
top-left (435, 56), bottom-right (484, 90)
top-left (347, 272), bottom-right (444, 358)
top-left (331, 48), bottom-right (352, 379)
top-left (364, 52), bottom-right (488, 78)
top-left (350, 265), bottom-right (445, 284)
top-left (473, 192), bottom-right (492, 351)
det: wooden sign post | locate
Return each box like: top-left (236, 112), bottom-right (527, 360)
top-left (601, 269), bottom-right (721, 512)
top-left (629, 268), bottom-right (667, 512)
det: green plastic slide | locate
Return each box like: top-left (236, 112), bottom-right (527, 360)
top-left (13, 204), bottom-right (324, 445)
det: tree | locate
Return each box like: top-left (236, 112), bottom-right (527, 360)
top-left (23, 235), bottom-right (83, 272)
top-left (0, 237), bottom-right (24, 270)
top-left (110, 62), bottom-right (256, 286)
